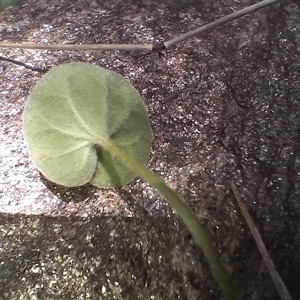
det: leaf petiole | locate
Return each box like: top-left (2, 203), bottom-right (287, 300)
top-left (100, 138), bottom-right (239, 300)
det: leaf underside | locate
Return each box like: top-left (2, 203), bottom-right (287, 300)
top-left (23, 62), bottom-right (151, 188)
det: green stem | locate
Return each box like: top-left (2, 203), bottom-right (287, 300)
top-left (101, 138), bottom-right (239, 300)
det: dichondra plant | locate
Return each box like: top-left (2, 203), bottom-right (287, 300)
top-left (23, 62), bottom-right (151, 188)
top-left (23, 62), bottom-right (238, 300)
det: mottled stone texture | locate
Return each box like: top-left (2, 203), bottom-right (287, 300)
top-left (0, 0), bottom-right (299, 299)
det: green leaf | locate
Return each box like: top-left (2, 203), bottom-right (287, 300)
top-left (23, 62), bottom-right (151, 188)
top-left (0, 0), bottom-right (23, 11)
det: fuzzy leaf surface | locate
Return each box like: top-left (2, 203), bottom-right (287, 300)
top-left (23, 62), bottom-right (151, 187)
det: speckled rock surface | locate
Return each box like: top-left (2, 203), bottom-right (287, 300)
top-left (0, 0), bottom-right (299, 299)
top-left (0, 214), bottom-right (210, 299)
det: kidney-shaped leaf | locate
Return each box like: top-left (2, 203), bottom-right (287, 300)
top-left (23, 62), bottom-right (152, 188)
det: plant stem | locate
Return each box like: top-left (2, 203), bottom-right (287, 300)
top-left (101, 138), bottom-right (239, 300)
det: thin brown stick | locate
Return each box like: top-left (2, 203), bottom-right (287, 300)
top-left (231, 183), bottom-right (293, 300)
top-left (0, 0), bottom-right (278, 52)
top-left (164, 0), bottom-right (278, 49)
top-left (0, 43), bottom-right (153, 51)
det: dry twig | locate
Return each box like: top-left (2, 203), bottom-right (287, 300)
top-left (0, 0), bottom-right (278, 52)
top-left (231, 183), bottom-right (293, 300)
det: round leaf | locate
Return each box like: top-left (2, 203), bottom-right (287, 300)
top-left (23, 62), bottom-right (151, 188)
